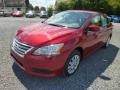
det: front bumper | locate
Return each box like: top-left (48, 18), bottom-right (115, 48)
top-left (12, 14), bottom-right (23, 17)
top-left (26, 15), bottom-right (35, 18)
top-left (11, 49), bottom-right (70, 77)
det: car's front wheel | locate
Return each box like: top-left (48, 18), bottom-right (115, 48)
top-left (64, 50), bottom-right (81, 76)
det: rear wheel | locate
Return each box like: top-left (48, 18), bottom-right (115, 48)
top-left (64, 50), bottom-right (81, 76)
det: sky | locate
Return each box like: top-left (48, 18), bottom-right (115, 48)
top-left (29, 0), bottom-right (56, 8)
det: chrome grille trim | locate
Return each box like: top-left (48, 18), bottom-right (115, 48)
top-left (12, 39), bottom-right (33, 57)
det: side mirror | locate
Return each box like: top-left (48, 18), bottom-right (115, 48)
top-left (88, 25), bottom-right (100, 32)
top-left (108, 22), bottom-right (113, 27)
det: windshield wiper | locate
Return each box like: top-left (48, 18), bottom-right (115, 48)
top-left (47, 23), bottom-right (66, 27)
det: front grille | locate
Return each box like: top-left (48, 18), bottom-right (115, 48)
top-left (12, 39), bottom-right (33, 57)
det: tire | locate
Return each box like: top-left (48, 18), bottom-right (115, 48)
top-left (64, 50), bottom-right (81, 76)
top-left (104, 36), bottom-right (111, 48)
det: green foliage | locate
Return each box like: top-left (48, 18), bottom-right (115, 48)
top-left (40, 7), bottom-right (46, 11)
top-left (55, 0), bottom-right (120, 15)
top-left (25, 0), bottom-right (30, 11)
top-left (25, 0), bottom-right (30, 7)
top-left (47, 6), bottom-right (53, 17)
top-left (55, 1), bottom-right (69, 11)
top-left (107, 0), bottom-right (120, 15)
top-left (34, 6), bottom-right (39, 13)
top-left (28, 4), bottom-right (34, 10)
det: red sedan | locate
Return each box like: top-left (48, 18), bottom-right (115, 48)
top-left (10, 10), bottom-right (113, 77)
top-left (12, 10), bottom-right (23, 17)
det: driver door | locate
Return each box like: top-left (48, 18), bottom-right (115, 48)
top-left (82, 15), bottom-right (103, 56)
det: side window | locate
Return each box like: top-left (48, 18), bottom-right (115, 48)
top-left (91, 15), bottom-right (101, 26)
top-left (107, 16), bottom-right (111, 24)
top-left (101, 15), bottom-right (108, 26)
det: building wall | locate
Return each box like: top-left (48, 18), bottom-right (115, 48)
top-left (0, 0), bottom-right (3, 7)
top-left (0, 0), bottom-right (25, 12)
top-left (4, 0), bottom-right (25, 7)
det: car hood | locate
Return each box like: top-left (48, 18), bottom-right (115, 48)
top-left (16, 23), bottom-right (77, 46)
top-left (26, 13), bottom-right (34, 15)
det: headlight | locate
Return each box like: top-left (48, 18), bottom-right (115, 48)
top-left (33, 43), bottom-right (64, 56)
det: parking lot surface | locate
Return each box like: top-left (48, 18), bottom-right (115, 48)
top-left (0, 17), bottom-right (120, 90)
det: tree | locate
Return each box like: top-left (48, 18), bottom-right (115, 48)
top-left (72, 0), bottom-right (83, 9)
top-left (55, 0), bottom-right (83, 11)
top-left (34, 6), bottom-right (40, 13)
top-left (107, 0), bottom-right (120, 15)
top-left (40, 7), bottom-right (46, 11)
top-left (47, 6), bottom-right (53, 17)
top-left (55, 1), bottom-right (69, 11)
top-left (28, 4), bottom-right (34, 10)
top-left (55, 0), bottom-right (120, 15)
top-left (25, 0), bottom-right (30, 11)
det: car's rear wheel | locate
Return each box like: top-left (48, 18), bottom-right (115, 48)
top-left (64, 50), bottom-right (81, 76)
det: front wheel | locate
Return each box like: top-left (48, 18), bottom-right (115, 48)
top-left (64, 50), bottom-right (81, 76)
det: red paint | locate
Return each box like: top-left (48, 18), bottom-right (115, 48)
top-left (12, 11), bottom-right (23, 17)
top-left (10, 10), bottom-right (113, 77)
top-left (88, 25), bottom-right (100, 32)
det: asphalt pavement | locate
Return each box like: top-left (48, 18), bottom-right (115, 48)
top-left (0, 17), bottom-right (120, 90)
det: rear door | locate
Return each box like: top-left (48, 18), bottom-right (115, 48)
top-left (100, 15), bottom-right (113, 44)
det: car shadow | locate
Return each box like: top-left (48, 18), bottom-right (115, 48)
top-left (12, 44), bottom-right (119, 90)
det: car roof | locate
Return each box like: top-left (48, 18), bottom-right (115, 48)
top-left (66, 10), bottom-right (99, 15)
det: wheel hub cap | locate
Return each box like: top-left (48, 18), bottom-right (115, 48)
top-left (67, 55), bottom-right (80, 74)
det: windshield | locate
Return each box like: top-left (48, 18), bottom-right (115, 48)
top-left (45, 11), bottom-right (91, 28)
top-left (27, 11), bottom-right (34, 14)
